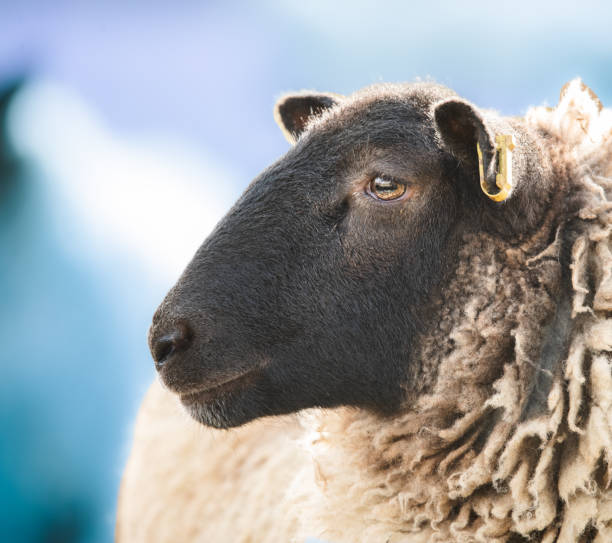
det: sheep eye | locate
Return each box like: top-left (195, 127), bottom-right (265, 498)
top-left (367, 176), bottom-right (407, 201)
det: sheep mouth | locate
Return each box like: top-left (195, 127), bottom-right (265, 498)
top-left (179, 370), bottom-right (261, 406)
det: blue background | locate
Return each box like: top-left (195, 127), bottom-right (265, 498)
top-left (1, 2), bottom-right (610, 541)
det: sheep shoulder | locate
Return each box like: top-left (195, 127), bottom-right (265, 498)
top-left (116, 379), bottom-right (307, 543)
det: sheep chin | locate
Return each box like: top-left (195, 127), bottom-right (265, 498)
top-left (179, 371), bottom-right (264, 429)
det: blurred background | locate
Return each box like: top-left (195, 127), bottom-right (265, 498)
top-left (0, 1), bottom-right (610, 541)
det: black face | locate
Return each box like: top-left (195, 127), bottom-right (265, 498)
top-left (149, 90), bottom-right (480, 428)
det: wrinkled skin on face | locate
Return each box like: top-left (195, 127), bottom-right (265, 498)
top-left (149, 83), bottom-right (551, 428)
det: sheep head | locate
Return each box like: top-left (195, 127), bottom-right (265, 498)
top-left (149, 82), bottom-right (569, 430)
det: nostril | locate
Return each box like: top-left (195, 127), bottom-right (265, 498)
top-left (151, 321), bottom-right (193, 369)
top-left (153, 336), bottom-right (176, 366)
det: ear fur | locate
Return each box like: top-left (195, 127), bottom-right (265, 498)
top-left (434, 98), bottom-right (500, 197)
top-left (274, 92), bottom-right (342, 144)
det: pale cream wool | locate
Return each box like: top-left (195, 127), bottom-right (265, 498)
top-left (117, 80), bottom-right (612, 543)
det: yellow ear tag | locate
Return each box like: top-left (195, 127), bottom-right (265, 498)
top-left (477, 134), bottom-right (516, 202)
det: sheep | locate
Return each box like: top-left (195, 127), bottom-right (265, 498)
top-left (117, 79), bottom-right (612, 543)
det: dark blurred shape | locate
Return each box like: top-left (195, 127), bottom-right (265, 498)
top-left (36, 500), bottom-right (88, 543)
top-left (0, 76), bottom-right (24, 194)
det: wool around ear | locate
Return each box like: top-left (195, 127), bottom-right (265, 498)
top-left (559, 79), bottom-right (603, 111)
top-left (274, 92), bottom-right (341, 144)
top-left (434, 99), bottom-right (499, 196)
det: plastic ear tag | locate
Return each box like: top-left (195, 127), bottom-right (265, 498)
top-left (477, 134), bottom-right (516, 202)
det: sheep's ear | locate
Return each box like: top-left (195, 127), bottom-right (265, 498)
top-left (434, 98), bottom-right (506, 201)
top-left (274, 92), bottom-right (342, 144)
